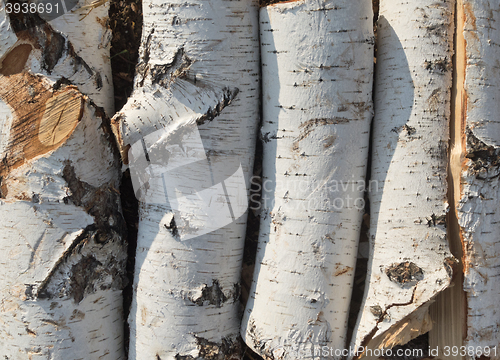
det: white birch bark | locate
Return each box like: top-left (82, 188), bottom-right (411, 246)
top-left (350, 0), bottom-right (455, 356)
top-left (110, 0), bottom-right (260, 358)
top-left (39, 0), bottom-right (115, 115)
top-left (459, 0), bottom-right (500, 356)
top-left (0, 9), bottom-right (126, 359)
top-left (240, 1), bottom-right (374, 359)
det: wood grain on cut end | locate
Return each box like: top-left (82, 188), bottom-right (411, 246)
top-left (0, 44), bottom-right (33, 76)
top-left (39, 89), bottom-right (83, 146)
top-left (0, 72), bottom-right (84, 178)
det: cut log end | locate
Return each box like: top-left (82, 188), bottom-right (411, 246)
top-left (0, 73), bottom-right (84, 178)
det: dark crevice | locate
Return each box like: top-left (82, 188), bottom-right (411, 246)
top-left (119, 170), bottom-right (139, 358)
top-left (345, 0), bottom-right (379, 351)
top-left (109, 0), bottom-right (143, 357)
top-left (241, 8), bottom-right (265, 356)
top-left (109, 0), bottom-right (143, 111)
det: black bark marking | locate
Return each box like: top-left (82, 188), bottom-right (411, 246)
top-left (386, 262), bottom-right (424, 285)
top-left (151, 47), bottom-right (193, 87)
top-left (196, 87), bottom-right (240, 126)
top-left (424, 57), bottom-right (452, 73)
top-left (261, 0), bottom-right (301, 6)
top-left (175, 355), bottom-right (194, 360)
top-left (69, 256), bottom-right (102, 303)
top-left (191, 280), bottom-right (227, 308)
top-left (246, 319), bottom-right (280, 360)
top-left (52, 77), bottom-right (73, 91)
top-left (25, 327), bottom-right (36, 336)
top-left (260, 131), bottom-right (279, 143)
top-left (25, 284), bottom-right (36, 300)
top-left (427, 213), bottom-right (446, 227)
top-left (62, 163), bottom-right (92, 206)
top-left (232, 282), bottom-right (241, 302)
top-left (466, 128), bottom-right (500, 177)
top-left (391, 124), bottom-right (417, 138)
top-left (164, 216), bottom-right (179, 239)
top-left (370, 305), bottom-right (383, 317)
top-left (42, 31), bottom-right (66, 73)
top-left (93, 71), bottom-right (103, 90)
top-left (197, 336), bottom-right (241, 360)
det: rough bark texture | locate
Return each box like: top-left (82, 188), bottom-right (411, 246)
top-left (0, 6), bottom-right (126, 359)
top-left (241, 1), bottom-right (374, 359)
top-left (459, 0), bottom-right (500, 357)
top-left (42, 0), bottom-right (115, 115)
top-left (350, 0), bottom-right (455, 356)
top-left (111, 0), bottom-right (260, 358)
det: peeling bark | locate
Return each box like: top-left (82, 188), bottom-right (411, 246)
top-left (350, 0), bottom-right (455, 357)
top-left (241, 1), bottom-right (374, 359)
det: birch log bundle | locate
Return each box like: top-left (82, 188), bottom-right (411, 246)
top-left (111, 0), bottom-right (260, 358)
top-left (0, 0), bottom-right (499, 358)
top-left (0, 4), bottom-right (126, 359)
top-left (241, 1), bottom-right (374, 359)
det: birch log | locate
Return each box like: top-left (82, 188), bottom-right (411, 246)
top-left (111, 0), bottom-right (260, 358)
top-left (458, 0), bottom-right (500, 356)
top-left (0, 10), bottom-right (126, 359)
top-left (240, 1), bottom-right (374, 359)
top-left (349, 0), bottom-right (455, 356)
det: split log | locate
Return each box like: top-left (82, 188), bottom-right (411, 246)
top-left (350, 0), bottom-right (455, 356)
